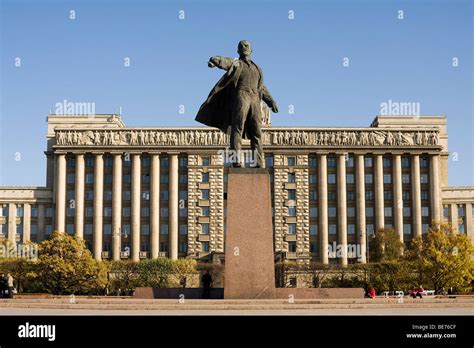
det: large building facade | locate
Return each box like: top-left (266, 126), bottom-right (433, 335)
top-left (0, 114), bottom-right (473, 265)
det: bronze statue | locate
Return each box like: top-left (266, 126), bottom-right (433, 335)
top-left (195, 40), bottom-right (278, 167)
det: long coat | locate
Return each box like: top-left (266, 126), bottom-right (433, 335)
top-left (195, 56), bottom-right (275, 137)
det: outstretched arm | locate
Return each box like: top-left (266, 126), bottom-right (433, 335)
top-left (208, 56), bottom-right (235, 71)
top-left (261, 85), bottom-right (279, 113)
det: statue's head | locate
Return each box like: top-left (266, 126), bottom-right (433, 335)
top-left (238, 40), bottom-right (252, 58)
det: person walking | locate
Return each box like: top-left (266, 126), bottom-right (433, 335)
top-left (201, 270), bottom-right (213, 299)
top-left (369, 286), bottom-right (376, 299)
top-left (6, 273), bottom-right (14, 299)
top-left (0, 274), bottom-right (6, 298)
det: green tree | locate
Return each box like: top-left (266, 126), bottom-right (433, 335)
top-left (35, 231), bottom-right (109, 294)
top-left (406, 222), bottom-right (474, 292)
top-left (171, 259), bottom-right (197, 287)
top-left (369, 228), bottom-right (403, 262)
top-left (136, 258), bottom-right (173, 287)
top-left (109, 260), bottom-right (139, 293)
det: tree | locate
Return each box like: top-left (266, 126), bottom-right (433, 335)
top-left (369, 228), bottom-right (403, 262)
top-left (171, 259), bottom-right (197, 287)
top-left (136, 258), bottom-right (174, 287)
top-left (35, 232), bottom-right (109, 295)
top-left (406, 222), bottom-right (474, 292)
top-left (109, 261), bottom-right (139, 294)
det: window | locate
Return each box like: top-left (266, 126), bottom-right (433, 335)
top-left (348, 224), bottom-right (355, 235)
top-left (31, 206), bottom-right (38, 217)
top-left (365, 157), bottom-right (373, 167)
top-left (68, 157), bottom-right (76, 167)
top-left (66, 207), bottom-right (75, 217)
top-left (287, 156), bottom-right (296, 166)
top-left (309, 174), bottom-right (317, 184)
top-left (402, 174), bottom-right (410, 184)
top-left (329, 207), bottom-right (336, 218)
top-left (403, 224), bottom-right (411, 234)
top-left (288, 207), bottom-right (297, 216)
top-left (160, 174), bottom-right (169, 183)
top-left (160, 242), bottom-right (168, 252)
top-left (31, 224), bottom-right (38, 235)
top-left (123, 207), bottom-right (131, 217)
top-left (384, 207), bottom-right (393, 217)
top-left (179, 208), bottom-right (188, 218)
top-left (103, 207), bottom-right (112, 217)
top-left (123, 191), bottom-right (131, 200)
top-left (104, 190), bottom-right (112, 201)
top-left (160, 157), bottom-right (169, 167)
top-left (422, 224), bottom-right (429, 233)
top-left (66, 224), bottom-right (73, 235)
top-left (141, 207), bottom-right (150, 217)
top-left (201, 224), bottom-right (210, 234)
top-left (179, 224), bottom-right (188, 235)
top-left (310, 190), bottom-right (317, 201)
top-left (309, 157), bottom-right (317, 167)
top-left (310, 225), bottom-right (318, 235)
top-left (46, 207), bottom-right (53, 217)
top-left (179, 191), bottom-right (187, 201)
top-left (328, 191), bottom-right (336, 200)
top-left (347, 191), bottom-right (355, 201)
top-left (105, 174), bottom-right (113, 184)
top-left (287, 223), bottom-right (296, 234)
top-left (384, 191), bottom-right (393, 200)
top-left (85, 157), bottom-right (94, 167)
top-left (179, 157), bottom-right (188, 167)
top-left (420, 157), bottom-right (429, 168)
top-left (85, 173), bottom-right (94, 184)
top-left (160, 224), bottom-right (169, 234)
top-left (383, 174), bottom-right (392, 184)
top-left (367, 224), bottom-right (374, 236)
top-left (141, 225), bottom-right (149, 235)
top-left (104, 157), bottom-right (113, 167)
top-left (329, 224), bottom-right (337, 235)
top-left (201, 207), bottom-right (210, 216)
top-left (104, 224), bottom-right (112, 235)
top-left (142, 174), bottom-right (150, 184)
top-left (310, 242), bottom-right (318, 253)
top-left (160, 191), bottom-right (169, 201)
top-left (328, 174), bottom-right (336, 184)
top-left (421, 190), bottom-right (429, 200)
top-left (443, 206), bottom-right (450, 218)
top-left (288, 242), bottom-right (297, 252)
top-left (179, 242), bottom-right (187, 253)
top-left (85, 191), bottom-right (94, 200)
top-left (201, 242), bottom-right (210, 252)
top-left (366, 207), bottom-right (374, 217)
top-left (179, 174), bottom-right (188, 184)
top-left (288, 189), bottom-right (296, 200)
top-left (420, 174), bottom-right (429, 184)
top-left (346, 156), bottom-right (354, 167)
top-left (402, 157), bottom-right (410, 168)
top-left (288, 173), bottom-right (296, 183)
top-left (402, 190), bottom-right (410, 201)
top-left (122, 225), bottom-right (130, 236)
top-left (67, 173), bottom-right (75, 184)
top-left (202, 173), bottom-right (209, 182)
top-left (458, 224), bottom-right (465, 233)
top-left (142, 157), bottom-right (150, 167)
top-left (458, 205), bottom-right (465, 217)
top-left (366, 191), bottom-right (374, 201)
top-left (201, 189), bottom-right (210, 200)
top-left (16, 206), bottom-right (24, 217)
top-left (161, 207), bottom-right (169, 217)
top-left (403, 207), bottom-right (411, 217)
top-left (45, 225), bottom-right (53, 235)
top-left (201, 156), bottom-right (210, 166)
top-left (348, 207), bottom-right (355, 217)
top-left (327, 157), bottom-right (336, 168)
top-left (383, 157), bottom-right (392, 167)
top-left (310, 207), bottom-right (318, 218)
top-left (346, 174), bottom-right (355, 184)
top-left (85, 207), bottom-right (93, 217)
top-left (265, 156), bottom-right (274, 168)
top-left (0, 206), bottom-right (8, 217)
top-left (421, 207), bottom-right (429, 217)
top-left (365, 174), bottom-right (373, 184)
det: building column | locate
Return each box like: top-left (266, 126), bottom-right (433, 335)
top-left (23, 203), bottom-right (31, 243)
top-left (412, 155), bottom-right (422, 237)
top-left (169, 153), bottom-right (179, 260)
top-left (337, 154), bottom-right (348, 266)
top-left (374, 154), bottom-right (384, 233)
top-left (93, 154), bottom-right (104, 261)
top-left (430, 154), bottom-right (441, 223)
top-left (465, 203), bottom-right (473, 243)
top-left (150, 154), bottom-right (160, 259)
top-left (37, 204), bottom-right (45, 242)
top-left (55, 153), bottom-right (67, 233)
top-left (318, 154), bottom-right (328, 264)
top-left (355, 154), bottom-right (366, 263)
top-left (7, 203), bottom-right (16, 243)
top-left (393, 154), bottom-right (403, 244)
top-left (75, 154), bottom-right (85, 238)
top-left (112, 154), bottom-right (122, 261)
top-left (450, 204), bottom-right (459, 232)
top-left (131, 154), bottom-right (141, 262)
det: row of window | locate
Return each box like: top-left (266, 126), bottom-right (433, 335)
top-left (68, 156), bottom-right (190, 168)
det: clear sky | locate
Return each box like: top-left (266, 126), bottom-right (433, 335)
top-left (0, 0), bottom-right (472, 186)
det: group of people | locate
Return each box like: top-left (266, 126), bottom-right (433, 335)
top-left (0, 273), bottom-right (14, 299)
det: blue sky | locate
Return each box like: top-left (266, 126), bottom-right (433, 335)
top-left (0, 0), bottom-right (472, 186)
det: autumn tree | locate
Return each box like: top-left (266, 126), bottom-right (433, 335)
top-left (369, 228), bottom-right (404, 262)
top-left (406, 222), bottom-right (474, 292)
